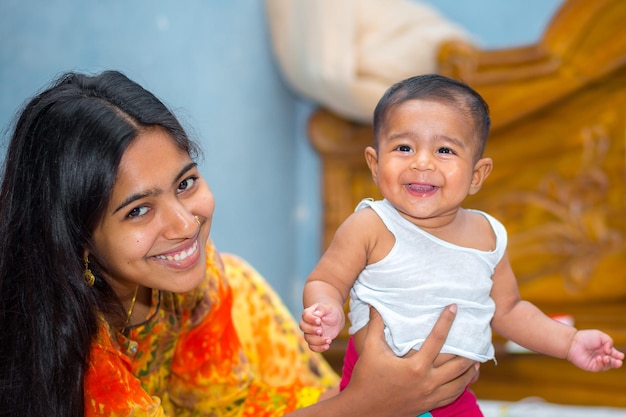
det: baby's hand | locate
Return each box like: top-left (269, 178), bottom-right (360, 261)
top-left (300, 303), bottom-right (345, 353)
top-left (567, 330), bottom-right (624, 372)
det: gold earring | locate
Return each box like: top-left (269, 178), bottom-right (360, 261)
top-left (83, 255), bottom-right (95, 287)
top-left (194, 216), bottom-right (201, 227)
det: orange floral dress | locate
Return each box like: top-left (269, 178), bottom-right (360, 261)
top-left (84, 240), bottom-right (338, 416)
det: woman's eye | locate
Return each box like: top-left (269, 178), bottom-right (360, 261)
top-left (128, 206), bottom-right (149, 218)
top-left (177, 176), bottom-right (197, 193)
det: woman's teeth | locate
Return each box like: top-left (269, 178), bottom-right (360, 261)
top-left (156, 241), bottom-right (198, 262)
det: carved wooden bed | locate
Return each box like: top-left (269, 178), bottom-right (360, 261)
top-left (307, 0), bottom-right (626, 407)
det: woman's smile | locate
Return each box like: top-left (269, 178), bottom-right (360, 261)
top-left (154, 238), bottom-right (200, 267)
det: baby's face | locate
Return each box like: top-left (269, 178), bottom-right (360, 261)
top-left (367, 99), bottom-right (486, 227)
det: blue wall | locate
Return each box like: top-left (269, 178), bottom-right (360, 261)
top-left (425, 0), bottom-right (562, 48)
top-left (0, 0), bottom-right (562, 315)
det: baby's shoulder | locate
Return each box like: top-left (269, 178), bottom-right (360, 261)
top-left (343, 204), bottom-right (385, 231)
top-left (467, 209), bottom-right (506, 232)
top-left (463, 209), bottom-right (507, 251)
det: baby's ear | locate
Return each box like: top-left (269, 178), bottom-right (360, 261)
top-left (469, 157), bottom-right (493, 195)
top-left (364, 146), bottom-right (379, 185)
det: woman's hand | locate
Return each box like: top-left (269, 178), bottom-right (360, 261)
top-left (288, 304), bottom-right (478, 417)
top-left (344, 304), bottom-right (478, 416)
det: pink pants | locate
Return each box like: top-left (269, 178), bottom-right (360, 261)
top-left (340, 336), bottom-right (483, 417)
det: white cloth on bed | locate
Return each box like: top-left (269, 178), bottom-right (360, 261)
top-left (265, 0), bottom-right (471, 123)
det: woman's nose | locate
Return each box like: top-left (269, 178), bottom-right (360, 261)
top-left (162, 205), bottom-right (197, 239)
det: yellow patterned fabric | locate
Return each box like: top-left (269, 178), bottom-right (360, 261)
top-left (84, 239), bottom-right (338, 416)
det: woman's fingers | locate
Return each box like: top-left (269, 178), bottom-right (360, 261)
top-left (410, 304), bottom-right (458, 361)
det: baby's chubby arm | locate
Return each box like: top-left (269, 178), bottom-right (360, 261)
top-left (491, 252), bottom-right (624, 371)
top-left (301, 208), bottom-right (383, 352)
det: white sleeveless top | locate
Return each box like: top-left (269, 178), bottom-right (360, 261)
top-left (348, 199), bottom-right (507, 361)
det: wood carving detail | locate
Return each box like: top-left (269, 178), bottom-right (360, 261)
top-left (489, 122), bottom-right (622, 294)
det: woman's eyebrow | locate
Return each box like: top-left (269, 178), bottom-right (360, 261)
top-left (113, 162), bottom-right (198, 214)
top-left (172, 162), bottom-right (198, 185)
top-left (113, 188), bottom-right (162, 214)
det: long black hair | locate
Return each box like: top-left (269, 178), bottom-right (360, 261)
top-left (0, 70), bottom-right (198, 416)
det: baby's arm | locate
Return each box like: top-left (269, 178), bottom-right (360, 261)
top-left (490, 252), bottom-right (624, 371)
top-left (301, 208), bottom-right (382, 352)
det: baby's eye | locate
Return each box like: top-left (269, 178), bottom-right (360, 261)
top-left (128, 206), bottom-right (149, 218)
top-left (437, 147), bottom-right (454, 154)
top-left (396, 145), bottom-right (412, 153)
top-left (177, 176), bottom-right (197, 193)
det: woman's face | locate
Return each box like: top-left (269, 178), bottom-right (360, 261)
top-left (91, 126), bottom-right (214, 295)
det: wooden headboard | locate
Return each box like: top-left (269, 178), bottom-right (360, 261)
top-left (308, 0), bottom-right (626, 407)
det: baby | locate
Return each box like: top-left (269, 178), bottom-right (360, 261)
top-left (300, 74), bottom-right (624, 417)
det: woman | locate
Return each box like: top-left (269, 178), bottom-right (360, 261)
top-left (0, 70), bottom-right (477, 416)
